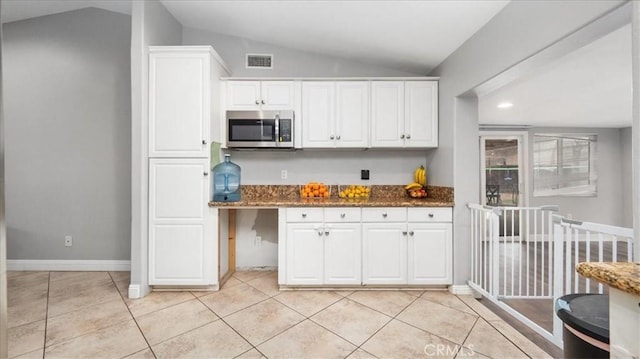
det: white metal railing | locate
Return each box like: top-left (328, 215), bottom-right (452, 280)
top-left (468, 203), bottom-right (634, 347)
top-left (468, 204), bottom-right (557, 299)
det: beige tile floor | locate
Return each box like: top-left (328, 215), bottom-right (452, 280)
top-left (7, 270), bottom-right (554, 358)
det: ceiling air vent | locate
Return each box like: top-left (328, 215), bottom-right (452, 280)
top-left (246, 53), bottom-right (273, 69)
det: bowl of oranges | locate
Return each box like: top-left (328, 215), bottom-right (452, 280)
top-left (338, 185), bottom-right (370, 199)
top-left (300, 182), bottom-right (331, 199)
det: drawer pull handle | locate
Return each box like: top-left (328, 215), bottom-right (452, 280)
top-left (428, 213), bottom-right (434, 218)
top-left (382, 213), bottom-right (388, 218)
top-left (302, 213), bottom-right (307, 218)
top-left (340, 213), bottom-right (346, 218)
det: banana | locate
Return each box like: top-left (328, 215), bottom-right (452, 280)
top-left (404, 182), bottom-right (422, 190)
top-left (413, 165), bottom-right (426, 186)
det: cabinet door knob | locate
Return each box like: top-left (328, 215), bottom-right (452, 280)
top-left (336, 135), bottom-right (341, 140)
top-left (382, 213), bottom-right (388, 218)
top-left (428, 213), bottom-right (434, 218)
top-left (317, 230), bottom-right (323, 236)
top-left (261, 100), bottom-right (266, 105)
top-left (203, 172), bottom-right (209, 176)
top-left (330, 135), bottom-right (335, 140)
top-left (400, 134), bottom-right (405, 139)
top-left (340, 213), bottom-right (346, 218)
top-left (324, 230), bottom-right (330, 236)
top-left (402, 231), bottom-right (408, 236)
top-left (409, 231), bottom-right (414, 236)
top-left (406, 134), bottom-right (411, 139)
top-left (302, 213), bottom-right (307, 218)
top-left (255, 100), bottom-right (260, 105)
top-left (202, 140), bottom-right (206, 145)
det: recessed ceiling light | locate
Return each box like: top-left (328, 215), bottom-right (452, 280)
top-left (497, 102), bottom-right (514, 109)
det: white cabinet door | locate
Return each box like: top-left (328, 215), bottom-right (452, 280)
top-left (362, 223), bottom-right (407, 285)
top-left (405, 81), bottom-right (438, 148)
top-left (149, 159), bottom-right (213, 285)
top-left (226, 81), bottom-right (261, 109)
top-left (149, 51), bottom-right (210, 157)
top-left (371, 81), bottom-right (405, 147)
top-left (227, 81), bottom-right (295, 110)
top-left (407, 223), bottom-right (452, 285)
top-left (336, 81), bottom-right (369, 148)
top-left (302, 82), bottom-right (336, 148)
top-left (261, 81), bottom-right (295, 110)
top-left (286, 223), bottom-right (324, 285)
top-left (324, 223), bottom-right (362, 285)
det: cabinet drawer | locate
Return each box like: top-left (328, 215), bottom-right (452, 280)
top-left (286, 208), bottom-right (323, 222)
top-left (324, 208), bottom-right (361, 222)
top-left (408, 207), bottom-right (452, 222)
top-left (362, 208), bottom-right (407, 222)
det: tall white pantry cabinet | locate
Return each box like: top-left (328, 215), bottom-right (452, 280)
top-left (148, 46), bottom-right (229, 286)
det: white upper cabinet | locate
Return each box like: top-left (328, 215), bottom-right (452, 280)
top-left (371, 81), bottom-right (438, 148)
top-left (227, 81), bottom-right (295, 110)
top-left (405, 81), bottom-right (438, 147)
top-left (371, 81), bottom-right (405, 147)
top-left (336, 82), bottom-right (369, 148)
top-left (302, 82), bottom-right (335, 148)
top-left (149, 49), bottom-right (211, 157)
top-left (302, 81), bottom-right (369, 148)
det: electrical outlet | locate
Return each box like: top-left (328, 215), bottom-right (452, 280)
top-left (281, 170), bottom-right (287, 179)
top-left (64, 235), bottom-right (73, 247)
top-left (255, 236), bottom-right (262, 246)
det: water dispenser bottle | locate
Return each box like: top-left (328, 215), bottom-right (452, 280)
top-left (212, 154), bottom-right (241, 202)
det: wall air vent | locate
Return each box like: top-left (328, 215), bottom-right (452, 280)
top-left (246, 53), bottom-right (273, 69)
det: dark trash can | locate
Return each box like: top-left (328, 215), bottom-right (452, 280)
top-left (555, 293), bottom-right (609, 359)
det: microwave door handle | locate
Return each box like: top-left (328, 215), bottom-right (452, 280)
top-left (274, 114), bottom-right (280, 146)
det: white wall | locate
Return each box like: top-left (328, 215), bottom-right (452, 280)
top-left (429, 0), bottom-right (626, 285)
top-left (527, 127), bottom-right (627, 227)
top-left (182, 27), bottom-right (421, 77)
top-left (4, 8), bottom-right (131, 260)
top-left (130, 0), bottom-right (182, 297)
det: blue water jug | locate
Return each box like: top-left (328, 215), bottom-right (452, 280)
top-left (212, 154), bottom-right (241, 202)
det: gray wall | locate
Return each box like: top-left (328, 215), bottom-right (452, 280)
top-left (4, 8), bottom-right (132, 260)
top-left (621, 127), bottom-right (633, 227)
top-left (230, 149), bottom-right (431, 185)
top-left (527, 127), bottom-right (627, 227)
top-left (130, 0), bottom-right (183, 296)
top-left (183, 27), bottom-right (421, 77)
top-left (429, 0), bottom-right (625, 285)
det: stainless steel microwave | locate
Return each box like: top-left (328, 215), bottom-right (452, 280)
top-left (226, 110), bottom-right (294, 149)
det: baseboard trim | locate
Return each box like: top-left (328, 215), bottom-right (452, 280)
top-left (449, 284), bottom-right (474, 296)
top-left (128, 284), bottom-right (141, 299)
top-left (7, 260), bottom-right (131, 272)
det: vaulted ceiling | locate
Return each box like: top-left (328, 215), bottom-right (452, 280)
top-left (1, 1), bottom-right (633, 128)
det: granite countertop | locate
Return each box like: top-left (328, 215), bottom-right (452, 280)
top-left (209, 185), bottom-right (454, 208)
top-left (576, 262), bottom-right (640, 296)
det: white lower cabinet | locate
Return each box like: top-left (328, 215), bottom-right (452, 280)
top-left (281, 206), bottom-right (452, 286)
top-left (407, 222), bottom-right (452, 285)
top-left (148, 158), bottom-right (215, 286)
top-left (362, 223), bottom-right (407, 285)
top-left (282, 208), bottom-right (361, 285)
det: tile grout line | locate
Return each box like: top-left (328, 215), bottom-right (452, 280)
top-left (193, 294), bottom-right (261, 357)
top-left (41, 272), bottom-right (51, 359)
top-left (108, 271), bottom-right (158, 359)
top-left (347, 291), bottom-right (424, 356)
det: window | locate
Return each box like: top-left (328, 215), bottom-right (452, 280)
top-left (533, 134), bottom-right (597, 196)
